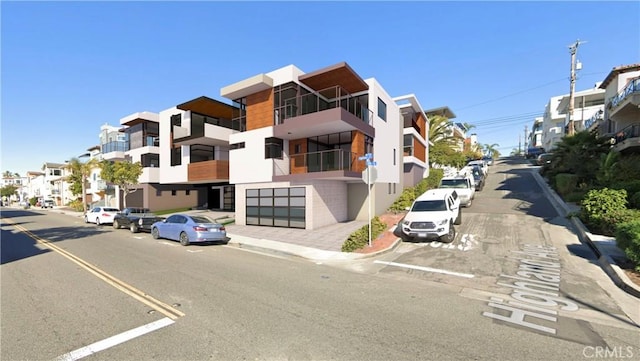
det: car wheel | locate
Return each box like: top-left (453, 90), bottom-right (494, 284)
top-left (96, 218), bottom-right (101, 226)
top-left (179, 232), bottom-right (190, 246)
top-left (113, 220), bottom-right (120, 229)
top-left (130, 223), bottom-right (139, 233)
top-left (440, 222), bottom-right (456, 243)
top-left (454, 210), bottom-right (462, 225)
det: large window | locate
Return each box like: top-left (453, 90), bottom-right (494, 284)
top-left (265, 137), bottom-right (284, 159)
top-left (190, 144), bottom-right (214, 163)
top-left (171, 146), bottom-right (182, 166)
top-left (141, 153), bottom-right (159, 168)
top-left (246, 187), bottom-right (305, 228)
top-left (377, 97), bottom-right (387, 121)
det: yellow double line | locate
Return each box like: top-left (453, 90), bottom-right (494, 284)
top-left (8, 220), bottom-right (185, 320)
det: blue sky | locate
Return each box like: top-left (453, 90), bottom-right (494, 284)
top-left (2, 1), bottom-right (638, 177)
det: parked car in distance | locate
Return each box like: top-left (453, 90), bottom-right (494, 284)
top-left (399, 189), bottom-right (461, 243)
top-left (467, 160), bottom-right (488, 177)
top-left (42, 199), bottom-right (55, 209)
top-left (113, 207), bottom-right (165, 233)
top-left (525, 147), bottom-right (545, 159)
top-left (482, 156), bottom-right (494, 166)
top-left (151, 214), bottom-right (227, 246)
top-left (438, 173), bottom-right (475, 207)
top-left (85, 207), bottom-right (120, 225)
top-left (537, 153), bottom-right (553, 166)
top-left (472, 171), bottom-right (485, 191)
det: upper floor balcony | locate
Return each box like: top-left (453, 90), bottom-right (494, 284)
top-left (273, 86), bottom-right (375, 140)
top-left (173, 112), bottom-right (235, 147)
top-left (187, 160), bottom-right (230, 183)
top-left (101, 141), bottom-right (128, 161)
top-left (273, 149), bottom-right (364, 182)
top-left (607, 77), bottom-right (640, 119)
top-left (612, 122), bottom-right (640, 154)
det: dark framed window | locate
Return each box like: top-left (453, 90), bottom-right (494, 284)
top-left (171, 114), bottom-right (182, 127)
top-left (230, 142), bottom-right (245, 150)
top-left (171, 146), bottom-right (182, 166)
top-left (377, 98), bottom-right (387, 121)
top-left (186, 190), bottom-right (190, 196)
top-left (190, 144), bottom-right (214, 163)
top-left (141, 153), bottom-right (159, 168)
top-left (265, 137), bottom-right (284, 159)
top-left (156, 189), bottom-right (162, 196)
top-left (171, 190), bottom-right (177, 196)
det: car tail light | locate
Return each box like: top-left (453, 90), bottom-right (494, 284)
top-left (193, 226), bottom-right (208, 232)
top-left (219, 226), bottom-right (225, 231)
top-left (102, 213), bottom-right (112, 217)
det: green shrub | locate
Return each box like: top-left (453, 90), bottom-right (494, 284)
top-left (599, 209), bottom-right (640, 236)
top-left (610, 180), bottom-right (640, 207)
top-left (564, 191), bottom-right (586, 204)
top-left (630, 192), bottom-right (640, 210)
top-left (341, 216), bottom-right (387, 252)
top-left (555, 173), bottom-right (578, 196)
top-left (388, 168), bottom-right (443, 213)
top-left (614, 219), bottom-right (640, 271)
top-left (580, 188), bottom-right (629, 235)
top-left (67, 199), bottom-right (84, 212)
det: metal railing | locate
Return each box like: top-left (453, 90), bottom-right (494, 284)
top-left (609, 77), bottom-right (640, 110)
top-left (274, 85), bottom-right (373, 125)
top-left (289, 149), bottom-right (357, 173)
top-left (613, 123), bottom-right (640, 144)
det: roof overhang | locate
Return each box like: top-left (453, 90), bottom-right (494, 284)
top-left (120, 111), bottom-right (159, 126)
top-left (600, 63), bottom-right (640, 89)
top-left (177, 96), bottom-right (235, 119)
top-left (299, 62), bottom-right (368, 94)
top-left (424, 106), bottom-right (456, 119)
top-left (220, 73), bottom-right (274, 100)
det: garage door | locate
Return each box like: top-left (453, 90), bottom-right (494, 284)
top-left (246, 187), bottom-right (305, 228)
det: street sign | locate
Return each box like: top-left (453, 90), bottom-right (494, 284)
top-left (361, 166), bottom-right (378, 184)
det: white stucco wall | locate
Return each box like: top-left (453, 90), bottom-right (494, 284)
top-left (229, 127), bottom-right (277, 184)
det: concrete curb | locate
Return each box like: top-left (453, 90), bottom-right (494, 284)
top-left (531, 169), bottom-right (640, 299)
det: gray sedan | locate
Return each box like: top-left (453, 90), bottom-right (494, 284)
top-left (151, 214), bottom-right (227, 246)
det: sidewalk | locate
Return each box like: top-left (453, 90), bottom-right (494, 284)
top-left (531, 170), bottom-right (640, 299)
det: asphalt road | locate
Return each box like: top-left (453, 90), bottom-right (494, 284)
top-left (1, 158), bottom-right (639, 360)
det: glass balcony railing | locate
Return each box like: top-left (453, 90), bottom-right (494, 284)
top-left (290, 149), bottom-right (357, 173)
top-left (274, 86), bottom-right (373, 126)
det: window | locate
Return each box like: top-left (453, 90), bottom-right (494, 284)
top-left (141, 153), bottom-right (159, 168)
top-left (171, 190), bottom-right (177, 196)
top-left (265, 137), bottom-right (283, 159)
top-left (186, 190), bottom-right (190, 196)
top-left (156, 189), bottom-right (162, 196)
top-left (171, 146), bottom-right (182, 166)
top-left (230, 142), bottom-right (245, 150)
top-left (171, 114), bottom-right (181, 127)
top-left (377, 98), bottom-right (387, 121)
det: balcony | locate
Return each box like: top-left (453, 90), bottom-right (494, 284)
top-left (612, 123), bottom-right (640, 154)
top-left (273, 149), bottom-right (364, 181)
top-left (174, 113), bottom-right (236, 147)
top-left (187, 160), bottom-right (229, 183)
top-left (607, 78), bottom-right (640, 118)
top-left (273, 86), bottom-right (375, 140)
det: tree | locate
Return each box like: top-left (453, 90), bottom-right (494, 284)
top-left (66, 157), bottom-right (99, 213)
top-left (428, 115), bottom-right (457, 146)
top-left (462, 122), bottom-right (476, 133)
top-left (100, 160), bottom-right (143, 209)
top-left (2, 171), bottom-right (20, 178)
top-left (0, 185), bottom-right (18, 199)
top-left (483, 143), bottom-right (501, 158)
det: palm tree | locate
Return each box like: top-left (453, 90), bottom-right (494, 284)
top-left (66, 157), bottom-right (98, 214)
top-left (462, 122), bottom-right (476, 133)
top-left (428, 115), bottom-right (457, 147)
top-left (483, 143), bottom-right (500, 158)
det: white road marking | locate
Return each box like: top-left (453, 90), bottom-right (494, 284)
top-left (186, 249), bottom-right (203, 253)
top-left (374, 260), bottom-right (475, 278)
top-left (158, 241), bottom-right (178, 247)
top-left (55, 317), bottom-right (174, 361)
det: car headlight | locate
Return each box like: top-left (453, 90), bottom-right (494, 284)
top-left (437, 219), bottom-right (448, 226)
top-left (403, 220), bottom-right (410, 226)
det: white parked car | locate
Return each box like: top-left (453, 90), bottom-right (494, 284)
top-left (438, 174), bottom-right (475, 207)
top-left (85, 207), bottom-right (121, 225)
top-left (399, 189), bottom-right (462, 243)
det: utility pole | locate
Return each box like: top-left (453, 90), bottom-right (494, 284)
top-left (567, 39), bottom-right (585, 136)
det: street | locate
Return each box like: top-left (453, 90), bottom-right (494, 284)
top-left (1, 159), bottom-right (639, 360)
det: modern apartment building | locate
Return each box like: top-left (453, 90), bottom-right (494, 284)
top-left (529, 117), bottom-right (543, 149)
top-left (395, 94), bottom-right (430, 188)
top-left (597, 63), bottom-right (640, 154)
top-left (220, 62), bottom-right (402, 229)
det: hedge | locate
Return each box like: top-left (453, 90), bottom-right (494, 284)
top-left (341, 216), bottom-right (387, 252)
top-left (614, 219), bottom-right (640, 271)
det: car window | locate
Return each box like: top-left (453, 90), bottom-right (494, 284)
top-left (91, 208), bottom-right (99, 212)
top-left (104, 208), bottom-right (119, 212)
top-left (440, 179), bottom-right (468, 189)
top-left (411, 200), bottom-right (447, 212)
top-left (165, 215), bottom-right (180, 223)
top-left (190, 216), bottom-right (213, 224)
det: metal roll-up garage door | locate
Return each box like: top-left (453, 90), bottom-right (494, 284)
top-left (246, 187), bottom-right (305, 228)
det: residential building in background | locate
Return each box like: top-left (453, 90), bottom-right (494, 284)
top-left (598, 63), bottom-right (640, 154)
top-left (529, 117), bottom-right (543, 149)
top-left (395, 94), bottom-right (430, 188)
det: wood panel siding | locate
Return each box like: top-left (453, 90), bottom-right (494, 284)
top-left (351, 131), bottom-right (365, 172)
top-left (417, 112), bottom-right (427, 139)
top-left (289, 138), bottom-right (308, 174)
top-left (246, 89), bottom-right (274, 130)
top-left (415, 136), bottom-right (426, 162)
top-left (188, 160), bottom-right (229, 182)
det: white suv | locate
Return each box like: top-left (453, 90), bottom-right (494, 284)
top-left (438, 174), bottom-right (475, 207)
top-left (399, 189), bottom-right (461, 243)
